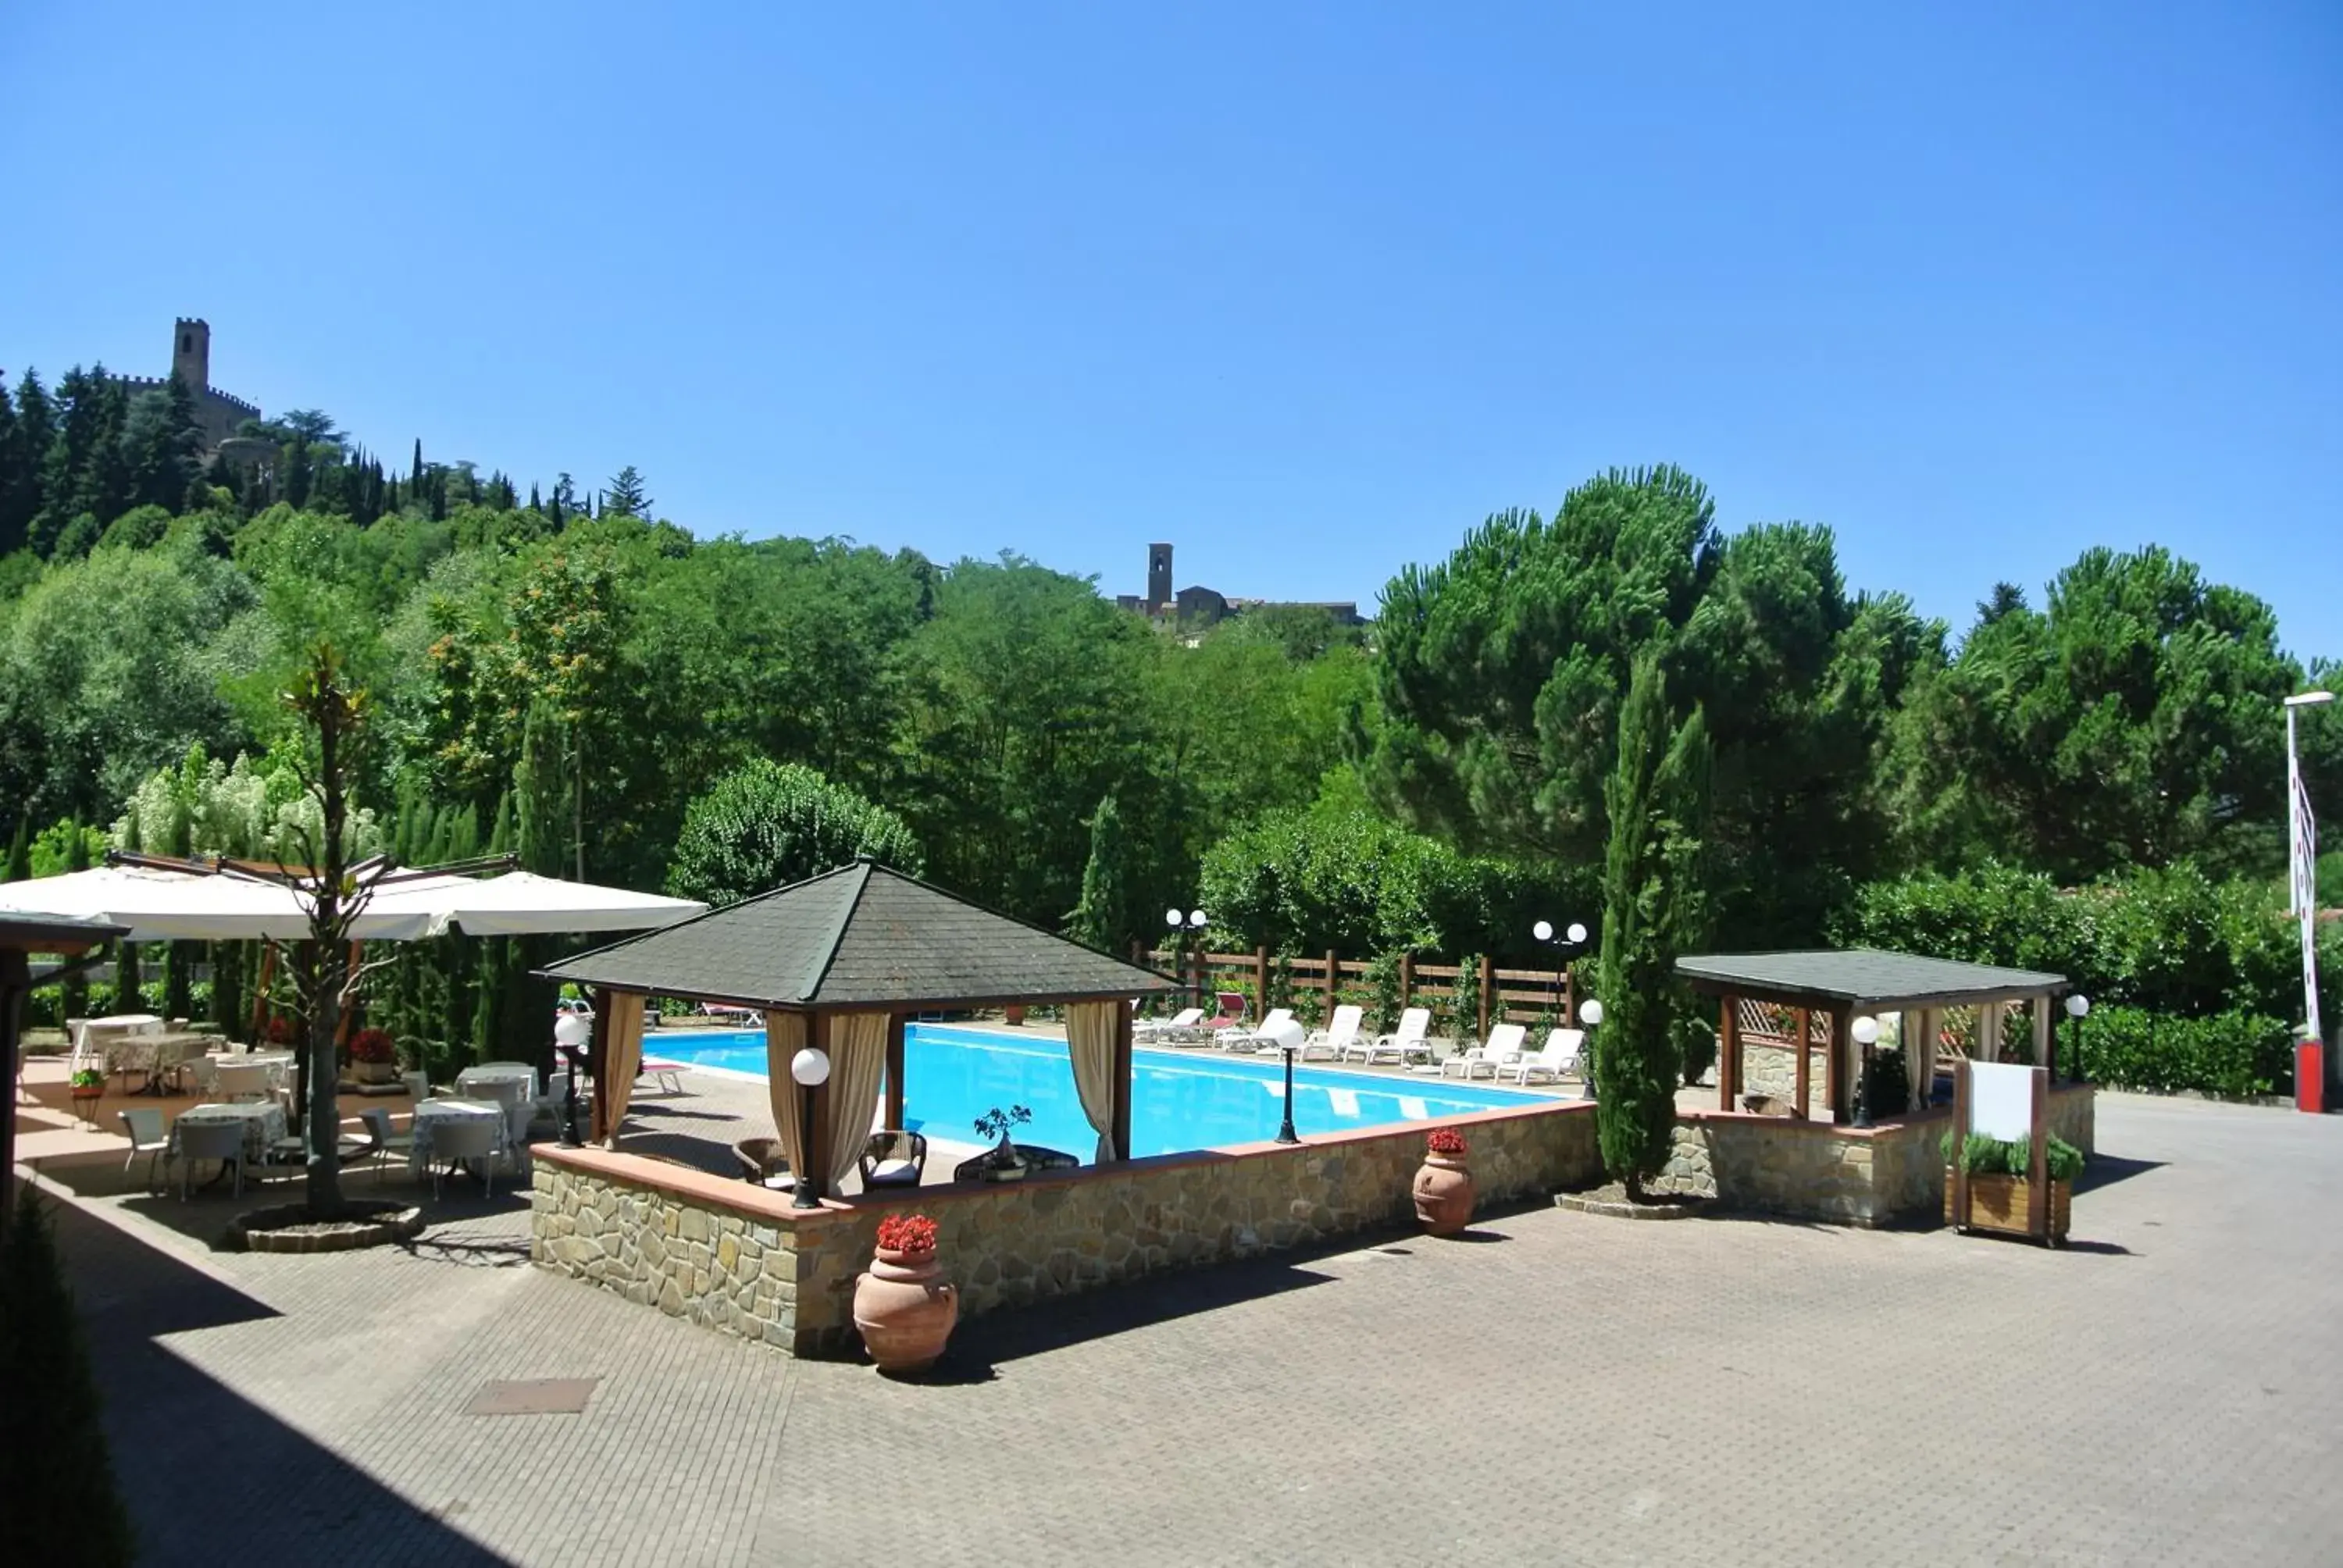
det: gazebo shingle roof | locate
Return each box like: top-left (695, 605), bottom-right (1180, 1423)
top-left (539, 860), bottom-right (1179, 1011)
top-left (1675, 948), bottom-right (2067, 1008)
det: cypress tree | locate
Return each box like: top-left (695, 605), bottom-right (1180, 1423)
top-left (410, 437), bottom-right (424, 489)
top-left (59, 823), bottom-right (90, 1021)
top-left (1590, 651), bottom-right (1712, 1197)
top-left (1065, 793), bottom-right (1132, 953)
top-left (3, 818), bottom-right (28, 882)
top-left (0, 1188), bottom-right (138, 1566)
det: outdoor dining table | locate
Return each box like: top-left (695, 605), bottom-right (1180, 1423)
top-left (456, 1063), bottom-right (539, 1100)
top-left (188, 1050), bottom-right (297, 1095)
top-left (408, 1096), bottom-right (515, 1178)
top-left (167, 1100), bottom-right (289, 1167)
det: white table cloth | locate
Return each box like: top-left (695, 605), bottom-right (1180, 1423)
top-left (408, 1097), bottom-right (515, 1176)
top-left (190, 1051), bottom-right (296, 1095)
top-left (457, 1064), bottom-right (539, 1099)
top-left (168, 1101), bottom-right (288, 1165)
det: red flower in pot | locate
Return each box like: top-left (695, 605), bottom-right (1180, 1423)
top-left (350, 1028), bottom-right (396, 1065)
top-left (854, 1211), bottom-right (958, 1377)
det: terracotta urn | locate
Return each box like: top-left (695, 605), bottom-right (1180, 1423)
top-left (1413, 1153), bottom-right (1475, 1235)
top-left (853, 1246), bottom-right (960, 1375)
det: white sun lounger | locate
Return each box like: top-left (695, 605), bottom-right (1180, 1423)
top-left (1505, 1028), bottom-right (1586, 1085)
top-left (1221, 1007), bottom-right (1295, 1053)
top-left (1356, 1007), bottom-right (1432, 1067)
top-left (1300, 1004), bottom-right (1364, 1061)
top-left (1443, 1022), bottom-right (1527, 1079)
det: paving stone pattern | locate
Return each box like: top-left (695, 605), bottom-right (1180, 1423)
top-left (51, 1092), bottom-right (2343, 1566)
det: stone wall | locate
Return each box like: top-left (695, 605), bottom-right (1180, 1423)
top-left (1653, 1084), bottom-right (2097, 1228)
top-left (1741, 1042), bottom-right (1831, 1105)
top-left (533, 1099), bottom-right (1601, 1359)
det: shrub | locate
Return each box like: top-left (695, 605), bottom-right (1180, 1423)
top-left (2078, 1007), bottom-right (2295, 1099)
top-left (348, 1027), bottom-right (395, 1065)
top-left (1939, 1131), bottom-right (2085, 1184)
top-left (665, 758), bottom-right (922, 908)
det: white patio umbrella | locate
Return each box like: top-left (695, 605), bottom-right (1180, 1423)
top-left (0, 866), bottom-right (440, 943)
top-left (362, 870), bottom-right (704, 936)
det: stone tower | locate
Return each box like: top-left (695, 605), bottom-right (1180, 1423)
top-left (1147, 543), bottom-right (1173, 613)
top-left (172, 318), bottom-right (210, 394)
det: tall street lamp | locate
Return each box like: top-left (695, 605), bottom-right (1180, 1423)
top-left (1578, 997), bottom-right (1604, 1099)
top-left (1165, 907), bottom-right (1208, 1011)
top-left (2285, 690), bottom-right (2333, 1107)
top-left (2064, 992), bottom-right (2092, 1085)
top-left (790, 1046), bottom-right (830, 1210)
top-left (553, 1011), bottom-right (592, 1148)
top-left (1532, 918), bottom-right (1589, 1024)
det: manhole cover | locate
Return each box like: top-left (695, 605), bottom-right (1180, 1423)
top-left (465, 1378), bottom-right (600, 1416)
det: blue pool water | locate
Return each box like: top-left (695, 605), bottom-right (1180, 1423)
top-left (650, 1025), bottom-right (1539, 1160)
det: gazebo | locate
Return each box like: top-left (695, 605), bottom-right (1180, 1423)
top-left (538, 859), bottom-right (1180, 1200)
top-left (1676, 948), bottom-right (2074, 1124)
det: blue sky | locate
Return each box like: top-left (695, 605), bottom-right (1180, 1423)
top-left (5, 3), bottom-right (2338, 660)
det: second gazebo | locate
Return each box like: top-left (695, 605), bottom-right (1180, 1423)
top-left (539, 859), bottom-right (1178, 1201)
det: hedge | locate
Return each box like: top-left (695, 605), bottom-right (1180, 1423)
top-left (2077, 1006), bottom-right (2297, 1099)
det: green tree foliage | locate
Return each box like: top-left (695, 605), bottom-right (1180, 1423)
top-left (1887, 548), bottom-right (2300, 882)
top-left (3, 817), bottom-right (27, 882)
top-left (0, 1188), bottom-right (137, 1566)
top-left (667, 759), bottom-right (923, 907)
top-left (1591, 652), bottom-right (1710, 1192)
top-left (1364, 466), bottom-right (1923, 947)
top-left (603, 465), bottom-right (652, 517)
top-left (1196, 782), bottom-right (1554, 957)
top-left (1065, 794), bottom-right (1136, 953)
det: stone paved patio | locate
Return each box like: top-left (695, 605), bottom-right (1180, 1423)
top-left (34, 1091), bottom-right (2343, 1566)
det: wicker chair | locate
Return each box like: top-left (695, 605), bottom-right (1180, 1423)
top-left (733, 1136), bottom-right (790, 1186)
top-left (859, 1130), bottom-right (929, 1189)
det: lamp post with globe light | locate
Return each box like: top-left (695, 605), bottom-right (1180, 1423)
top-left (1531, 918), bottom-right (1590, 1025)
top-left (1165, 907), bottom-right (1208, 1012)
top-left (1263, 1016), bottom-right (1307, 1143)
top-left (2064, 993), bottom-right (2092, 1085)
top-left (1577, 997), bottom-right (1604, 1099)
top-left (553, 1010), bottom-right (591, 1147)
top-left (790, 1046), bottom-right (830, 1210)
top-left (1850, 1014), bottom-right (1882, 1127)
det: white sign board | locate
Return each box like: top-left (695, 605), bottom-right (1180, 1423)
top-left (1968, 1061), bottom-right (2039, 1142)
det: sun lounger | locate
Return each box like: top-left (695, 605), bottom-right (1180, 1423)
top-left (1300, 1004), bottom-right (1364, 1062)
top-left (1135, 1007), bottom-right (1206, 1042)
top-left (1353, 1007), bottom-right (1432, 1067)
top-left (1222, 1007), bottom-right (1295, 1053)
top-left (1442, 1022), bottom-right (1527, 1079)
top-left (1505, 1028), bottom-right (1587, 1085)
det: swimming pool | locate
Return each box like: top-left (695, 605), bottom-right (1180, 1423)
top-left (650, 1024), bottom-right (1542, 1160)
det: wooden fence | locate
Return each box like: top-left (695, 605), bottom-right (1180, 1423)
top-left (1138, 946), bottom-right (1580, 1040)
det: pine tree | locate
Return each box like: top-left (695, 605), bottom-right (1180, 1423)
top-left (1065, 793), bottom-right (1132, 952)
top-left (0, 375), bottom-right (21, 556)
top-left (1, 1188), bottom-right (138, 1566)
top-left (123, 374), bottom-right (203, 514)
top-left (603, 465), bottom-right (651, 518)
top-left (2, 370), bottom-right (53, 553)
top-left (1591, 651), bottom-right (1712, 1196)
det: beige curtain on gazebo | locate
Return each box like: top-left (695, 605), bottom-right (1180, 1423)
top-left (598, 992), bottom-right (647, 1149)
top-left (1067, 1000), bottom-right (1122, 1161)
top-left (823, 1012), bottom-right (890, 1192)
top-left (765, 1010), bottom-right (809, 1178)
top-left (1903, 1009), bottom-right (1932, 1114)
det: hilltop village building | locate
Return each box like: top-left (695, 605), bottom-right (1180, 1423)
top-left (1112, 542), bottom-right (1365, 629)
top-left (107, 319), bottom-right (265, 454)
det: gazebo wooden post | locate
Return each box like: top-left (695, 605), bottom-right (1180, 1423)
top-left (1792, 1006), bottom-right (1812, 1120)
top-left (1110, 1000), bottom-right (1134, 1160)
top-left (0, 949), bottom-right (28, 1223)
top-left (1828, 1003), bottom-right (1853, 1124)
top-left (1718, 996), bottom-right (1739, 1111)
top-left (883, 1014), bottom-right (907, 1131)
top-left (806, 1012), bottom-right (835, 1203)
top-left (586, 987), bottom-right (613, 1142)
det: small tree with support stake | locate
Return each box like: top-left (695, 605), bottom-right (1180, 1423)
top-left (1591, 652), bottom-right (1710, 1197)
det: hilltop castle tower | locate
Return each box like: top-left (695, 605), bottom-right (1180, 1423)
top-left (1147, 543), bottom-right (1173, 613)
top-left (107, 317), bottom-right (262, 452)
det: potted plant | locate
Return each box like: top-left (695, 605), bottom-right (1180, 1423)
top-left (68, 1067), bottom-right (106, 1122)
top-left (972, 1104), bottom-right (1034, 1181)
top-left (1413, 1126), bottom-right (1475, 1235)
top-left (263, 1014), bottom-right (297, 1048)
top-left (1942, 1131), bottom-right (2083, 1245)
top-left (348, 1027), bottom-right (398, 1085)
top-left (852, 1212), bottom-right (959, 1376)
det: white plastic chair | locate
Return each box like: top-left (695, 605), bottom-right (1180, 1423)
top-left (1221, 1007), bottom-right (1295, 1053)
top-left (119, 1107), bottom-right (171, 1192)
top-left (428, 1116), bottom-right (500, 1200)
top-left (1506, 1028), bottom-right (1587, 1085)
top-left (1356, 1007), bottom-right (1432, 1066)
top-left (1443, 1022), bottom-right (1528, 1079)
top-left (176, 1119), bottom-right (247, 1200)
top-left (358, 1107), bottom-right (415, 1180)
top-left (1300, 1005), bottom-right (1364, 1061)
top-left (216, 1062), bottom-right (273, 1103)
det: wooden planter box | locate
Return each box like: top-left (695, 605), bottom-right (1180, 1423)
top-left (1944, 1168), bottom-right (2070, 1246)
